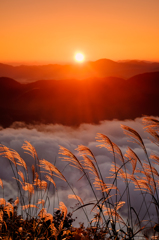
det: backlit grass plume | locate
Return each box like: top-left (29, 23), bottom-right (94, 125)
top-left (0, 117), bottom-right (159, 239)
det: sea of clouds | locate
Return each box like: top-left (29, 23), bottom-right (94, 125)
top-left (0, 117), bottom-right (159, 228)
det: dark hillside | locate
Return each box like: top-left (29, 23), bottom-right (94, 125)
top-left (0, 72), bottom-right (159, 127)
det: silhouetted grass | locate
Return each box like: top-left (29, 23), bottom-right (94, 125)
top-left (0, 117), bottom-right (159, 239)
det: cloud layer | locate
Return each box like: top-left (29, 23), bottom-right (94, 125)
top-left (0, 118), bottom-right (158, 228)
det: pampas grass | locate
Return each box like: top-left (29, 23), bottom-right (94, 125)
top-left (0, 117), bottom-right (159, 239)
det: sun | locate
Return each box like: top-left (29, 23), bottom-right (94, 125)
top-left (74, 52), bottom-right (85, 62)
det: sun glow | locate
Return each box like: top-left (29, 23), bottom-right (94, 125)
top-left (75, 52), bottom-right (85, 62)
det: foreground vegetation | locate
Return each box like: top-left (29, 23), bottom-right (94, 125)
top-left (0, 117), bottom-right (159, 239)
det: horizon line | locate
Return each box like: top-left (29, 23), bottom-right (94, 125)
top-left (1, 58), bottom-right (159, 67)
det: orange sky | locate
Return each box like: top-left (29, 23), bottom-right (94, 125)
top-left (1, 0), bottom-right (159, 64)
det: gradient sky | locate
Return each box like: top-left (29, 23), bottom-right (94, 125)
top-left (1, 0), bottom-right (159, 64)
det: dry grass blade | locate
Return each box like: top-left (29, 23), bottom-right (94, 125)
top-left (68, 194), bottom-right (84, 205)
top-left (16, 155), bottom-right (27, 171)
top-left (22, 182), bottom-right (34, 194)
top-left (39, 159), bottom-right (66, 182)
top-left (91, 211), bottom-right (103, 224)
top-left (133, 178), bottom-right (153, 195)
top-left (33, 172), bottom-right (48, 190)
top-left (59, 201), bottom-right (67, 220)
top-left (151, 154), bottom-right (159, 165)
top-left (135, 167), bottom-right (157, 193)
top-left (115, 201), bottom-right (125, 211)
top-left (18, 170), bottom-right (25, 183)
top-left (118, 168), bottom-right (132, 181)
top-left (74, 202), bottom-right (95, 212)
top-left (22, 140), bottom-right (38, 160)
top-left (0, 145), bottom-right (27, 170)
top-left (113, 142), bottom-right (124, 163)
top-left (143, 163), bottom-right (159, 178)
top-left (90, 195), bottom-right (114, 214)
top-left (121, 125), bottom-right (145, 149)
top-left (102, 206), bottom-right (125, 224)
top-left (109, 163), bottom-right (132, 181)
top-left (45, 174), bottom-right (56, 188)
top-left (22, 204), bottom-right (39, 210)
top-left (82, 155), bottom-right (99, 178)
top-left (94, 177), bottom-right (118, 193)
top-left (145, 127), bottom-right (159, 146)
top-left (96, 134), bottom-right (124, 163)
top-left (59, 145), bottom-right (83, 171)
top-left (96, 133), bottom-right (114, 152)
top-left (37, 199), bottom-right (45, 208)
top-left (125, 147), bottom-right (141, 173)
top-left (14, 197), bottom-right (19, 206)
top-left (143, 117), bottom-right (159, 130)
top-left (0, 145), bottom-right (17, 166)
top-left (109, 163), bottom-right (121, 176)
top-left (76, 145), bottom-right (95, 160)
top-left (34, 178), bottom-right (47, 191)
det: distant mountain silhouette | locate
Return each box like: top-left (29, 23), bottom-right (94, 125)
top-left (0, 59), bottom-right (159, 83)
top-left (0, 72), bottom-right (159, 127)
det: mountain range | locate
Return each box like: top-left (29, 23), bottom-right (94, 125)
top-left (0, 71), bottom-right (159, 127)
top-left (1, 59), bottom-right (159, 83)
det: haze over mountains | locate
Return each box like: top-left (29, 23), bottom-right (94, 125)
top-left (0, 71), bottom-right (159, 127)
top-left (1, 59), bottom-right (159, 83)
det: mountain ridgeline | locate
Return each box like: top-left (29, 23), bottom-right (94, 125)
top-left (1, 59), bottom-right (159, 83)
top-left (0, 72), bottom-right (159, 127)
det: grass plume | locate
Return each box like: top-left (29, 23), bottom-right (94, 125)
top-left (0, 117), bottom-right (159, 239)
